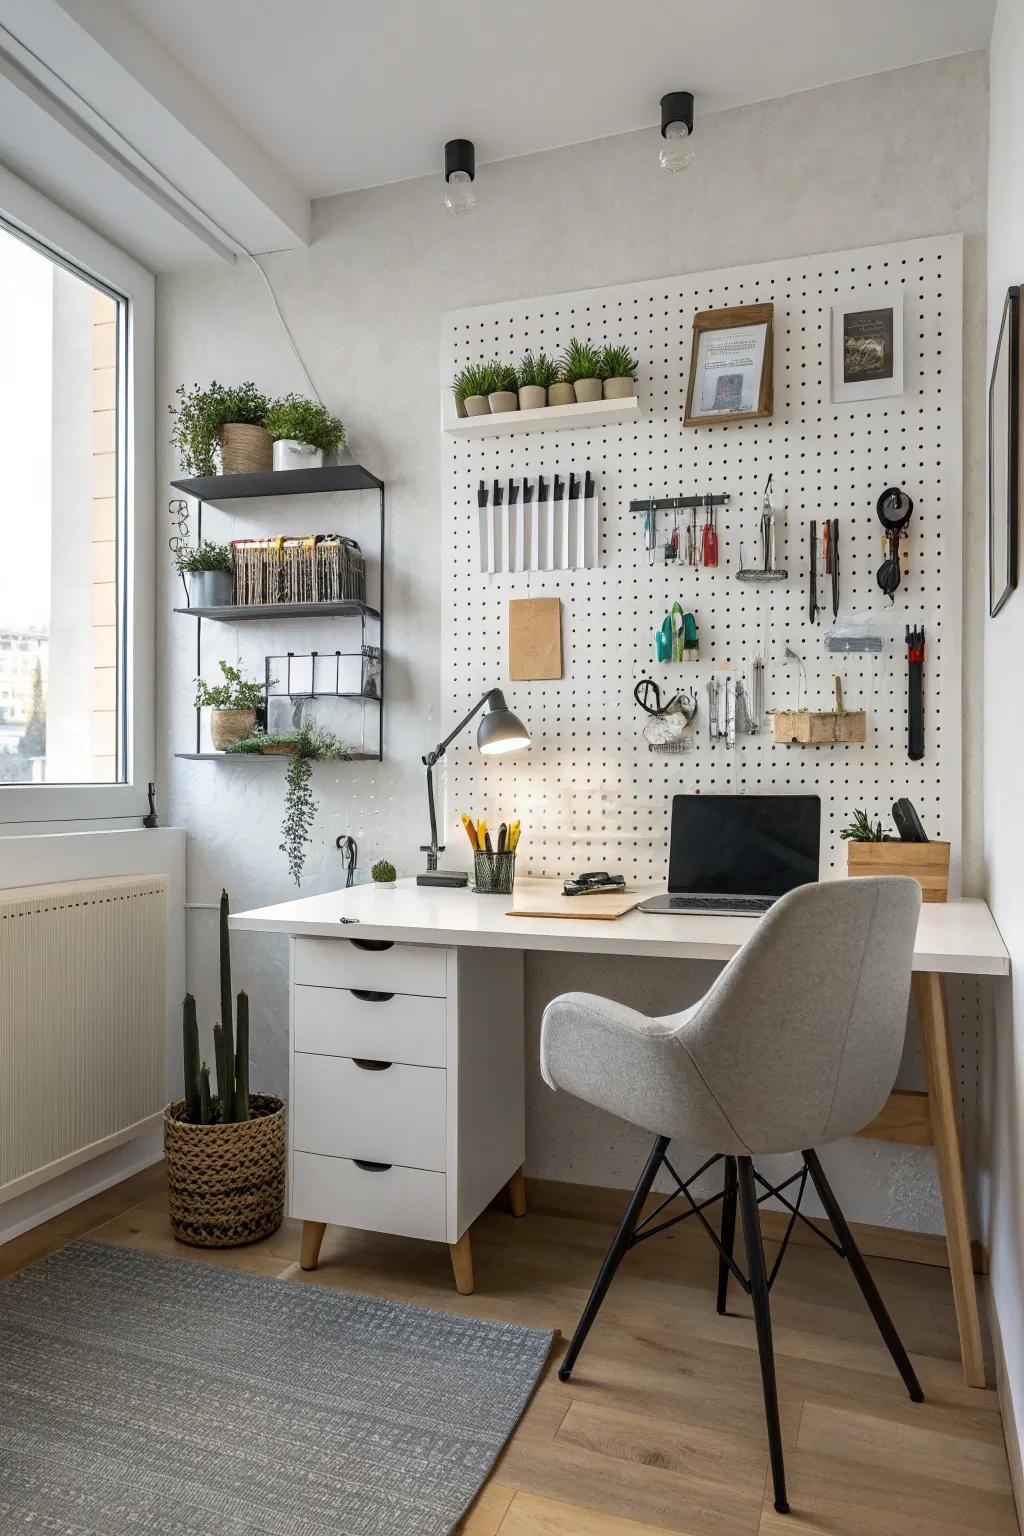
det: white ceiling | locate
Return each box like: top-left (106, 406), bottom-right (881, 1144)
top-left (122, 0), bottom-right (994, 198)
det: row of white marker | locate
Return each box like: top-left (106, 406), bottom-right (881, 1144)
top-left (477, 472), bottom-right (598, 572)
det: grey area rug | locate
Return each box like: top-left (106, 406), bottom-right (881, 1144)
top-left (0, 1239), bottom-right (553, 1536)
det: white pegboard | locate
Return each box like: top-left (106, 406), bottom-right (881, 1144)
top-left (441, 235), bottom-right (963, 889)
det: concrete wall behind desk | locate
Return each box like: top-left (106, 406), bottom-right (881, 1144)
top-left (159, 52), bottom-right (988, 1233)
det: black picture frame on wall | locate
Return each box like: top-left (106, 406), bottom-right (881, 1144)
top-left (989, 285), bottom-right (1021, 617)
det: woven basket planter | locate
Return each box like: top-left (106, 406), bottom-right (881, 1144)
top-left (210, 707), bottom-right (256, 751)
top-left (164, 1095), bottom-right (286, 1248)
top-left (220, 423), bottom-right (272, 474)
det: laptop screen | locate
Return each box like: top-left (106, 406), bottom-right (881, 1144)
top-left (668, 794), bottom-right (821, 898)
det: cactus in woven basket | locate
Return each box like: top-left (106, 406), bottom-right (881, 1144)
top-left (180, 888), bottom-right (252, 1124)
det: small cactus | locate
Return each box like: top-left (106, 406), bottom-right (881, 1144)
top-left (178, 889), bottom-right (252, 1125)
top-left (371, 859), bottom-right (397, 883)
top-left (218, 890), bottom-right (234, 1121)
top-left (235, 991), bottom-right (250, 1121)
top-left (182, 994), bottom-right (201, 1122)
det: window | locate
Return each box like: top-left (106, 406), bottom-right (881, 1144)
top-left (0, 167), bottom-right (153, 823)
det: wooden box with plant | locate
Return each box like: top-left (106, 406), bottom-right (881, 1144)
top-left (195, 659), bottom-right (268, 751)
top-left (560, 338), bottom-right (604, 403)
top-left (453, 361), bottom-right (497, 418)
top-left (841, 807), bottom-right (950, 901)
top-left (165, 890), bottom-right (285, 1248)
top-left (488, 363), bottom-right (519, 414)
top-left (601, 344), bottom-right (638, 400)
top-left (265, 393), bottom-right (345, 472)
top-left (175, 540), bottom-right (234, 608)
top-left (170, 380), bottom-right (272, 476)
top-left (226, 720), bottom-right (352, 884)
top-left (516, 351), bottom-right (558, 410)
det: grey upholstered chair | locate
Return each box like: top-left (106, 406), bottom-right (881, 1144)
top-left (541, 877), bottom-right (923, 1517)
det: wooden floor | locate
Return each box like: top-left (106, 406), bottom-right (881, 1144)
top-left (1, 1164), bottom-right (1017, 1536)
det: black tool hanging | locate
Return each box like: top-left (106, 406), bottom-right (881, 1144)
top-left (876, 487), bottom-right (914, 601)
top-left (809, 520), bottom-right (819, 622)
top-left (906, 625), bottom-right (925, 761)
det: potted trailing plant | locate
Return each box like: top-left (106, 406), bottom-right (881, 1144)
top-left (170, 380), bottom-right (271, 476)
top-left (265, 393), bottom-right (345, 471)
top-left (454, 361), bottom-right (496, 418)
top-left (371, 858), bottom-right (397, 887)
top-left (601, 344), bottom-right (638, 400)
top-left (175, 540), bottom-right (234, 607)
top-left (517, 351), bottom-right (558, 410)
top-left (165, 890), bottom-right (285, 1248)
top-left (194, 659), bottom-right (267, 751)
top-left (548, 366), bottom-right (576, 408)
top-left (561, 338), bottom-right (603, 402)
top-left (488, 363), bottom-right (519, 414)
top-left (227, 720), bottom-right (352, 884)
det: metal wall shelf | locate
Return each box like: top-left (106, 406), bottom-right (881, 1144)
top-left (171, 464), bottom-right (384, 499)
top-left (173, 600), bottom-right (380, 622)
top-left (175, 751), bottom-right (381, 762)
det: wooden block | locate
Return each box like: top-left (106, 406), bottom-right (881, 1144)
top-left (847, 840), bottom-right (950, 902)
top-left (855, 1089), bottom-right (933, 1146)
top-left (772, 709), bottom-right (867, 743)
top-left (509, 598), bottom-right (562, 681)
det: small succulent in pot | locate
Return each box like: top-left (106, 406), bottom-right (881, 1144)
top-left (548, 365), bottom-right (576, 408)
top-left (169, 380), bottom-right (270, 477)
top-left (265, 394), bottom-right (345, 471)
top-left (487, 362), bottom-right (519, 414)
top-left (516, 351), bottom-right (558, 410)
top-left (600, 344), bottom-right (638, 400)
top-left (175, 540), bottom-right (234, 608)
top-left (560, 339), bottom-right (604, 402)
top-left (840, 808), bottom-right (886, 842)
top-left (453, 361), bottom-right (497, 418)
top-left (371, 858), bottom-right (397, 886)
top-left (194, 659), bottom-right (268, 752)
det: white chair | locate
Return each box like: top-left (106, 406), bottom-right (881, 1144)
top-left (540, 877), bottom-right (924, 1517)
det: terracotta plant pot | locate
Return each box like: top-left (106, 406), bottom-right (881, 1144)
top-left (164, 1096), bottom-right (285, 1248)
top-left (187, 569), bottom-right (232, 607)
top-left (272, 438), bottom-right (323, 472)
top-left (548, 381), bottom-right (576, 407)
top-left (464, 395), bottom-right (490, 417)
top-left (518, 384), bottom-right (547, 410)
top-left (210, 707), bottom-right (256, 751)
top-left (603, 376), bottom-right (636, 399)
top-left (488, 391), bottom-right (518, 413)
top-left (220, 423), bottom-right (272, 474)
top-left (573, 378), bottom-right (602, 403)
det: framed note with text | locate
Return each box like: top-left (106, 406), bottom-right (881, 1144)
top-left (684, 303), bottom-right (773, 426)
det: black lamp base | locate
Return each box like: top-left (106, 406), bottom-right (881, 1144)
top-left (416, 869), bottom-right (469, 888)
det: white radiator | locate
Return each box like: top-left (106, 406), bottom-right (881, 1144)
top-left (0, 875), bottom-right (167, 1201)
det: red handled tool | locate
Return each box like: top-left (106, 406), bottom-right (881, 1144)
top-left (906, 625), bottom-right (925, 761)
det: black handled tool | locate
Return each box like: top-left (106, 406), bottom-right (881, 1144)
top-left (809, 520), bottom-right (818, 622)
top-left (906, 626), bottom-right (925, 761)
top-left (830, 518), bottom-right (840, 618)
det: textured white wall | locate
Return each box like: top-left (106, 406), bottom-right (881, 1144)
top-left (157, 53), bottom-right (988, 1227)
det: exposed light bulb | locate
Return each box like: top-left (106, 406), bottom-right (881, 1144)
top-left (659, 120), bottom-right (694, 173)
top-left (444, 169), bottom-right (475, 214)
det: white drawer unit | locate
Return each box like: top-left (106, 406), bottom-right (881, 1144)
top-left (291, 1151), bottom-right (447, 1244)
top-left (293, 984), bottom-right (446, 1068)
top-left (293, 1052), bottom-right (447, 1171)
top-left (288, 938), bottom-right (524, 1294)
top-left (294, 937), bottom-right (447, 996)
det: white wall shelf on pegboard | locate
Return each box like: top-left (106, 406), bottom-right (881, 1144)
top-left (444, 394), bottom-right (640, 439)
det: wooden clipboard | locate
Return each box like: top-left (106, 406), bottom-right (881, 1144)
top-left (505, 877), bottom-right (643, 921)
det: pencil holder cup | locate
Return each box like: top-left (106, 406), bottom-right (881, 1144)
top-left (474, 851), bottom-right (516, 895)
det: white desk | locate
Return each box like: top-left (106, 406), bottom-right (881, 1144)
top-left (233, 879), bottom-right (1009, 1387)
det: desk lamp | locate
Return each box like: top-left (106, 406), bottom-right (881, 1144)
top-left (417, 689), bottom-right (530, 887)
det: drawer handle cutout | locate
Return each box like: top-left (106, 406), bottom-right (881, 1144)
top-left (354, 1159), bottom-right (393, 1173)
top-left (352, 1057), bottom-right (393, 1071)
top-left (349, 938), bottom-right (394, 952)
top-left (351, 989), bottom-right (395, 1003)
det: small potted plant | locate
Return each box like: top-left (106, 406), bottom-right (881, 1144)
top-left (169, 381), bottom-right (271, 476)
top-left (517, 351), bottom-right (558, 410)
top-left (265, 393), bottom-right (345, 471)
top-left (601, 344), bottom-right (638, 400)
top-left (841, 807), bottom-right (950, 901)
top-left (371, 858), bottom-right (397, 887)
top-left (487, 363), bottom-right (519, 414)
top-left (194, 660), bottom-right (267, 751)
top-left (548, 366), bottom-right (576, 408)
top-left (561, 338), bottom-right (604, 403)
top-left (454, 362), bottom-right (496, 418)
top-left (165, 890), bottom-right (285, 1248)
top-left (175, 540), bottom-right (234, 607)
top-left (227, 720), bottom-right (353, 883)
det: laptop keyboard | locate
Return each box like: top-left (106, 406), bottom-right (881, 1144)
top-left (667, 895), bottom-right (774, 914)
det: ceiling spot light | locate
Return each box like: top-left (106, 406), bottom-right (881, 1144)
top-left (660, 92), bottom-right (695, 172)
top-left (444, 139), bottom-right (476, 213)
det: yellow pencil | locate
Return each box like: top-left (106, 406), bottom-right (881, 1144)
top-left (477, 818), bottom-right (488, 853)
top-left (460, 813), bottom-right (478, 851)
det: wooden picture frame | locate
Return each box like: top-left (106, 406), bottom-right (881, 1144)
top-left (684, 303), bottom-right (773, 426)
top-left (989, 285), bottom-right (1022, 618)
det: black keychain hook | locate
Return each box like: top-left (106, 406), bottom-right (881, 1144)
top-left (876, 487), bottom-right (914, 600)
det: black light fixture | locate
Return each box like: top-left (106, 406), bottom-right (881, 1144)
top-left (659, 92), bottom-right (695, 172)
top-left (444, 138), bottom-right (476, 214)
top-left (418, 688), bottom-right (529, 886)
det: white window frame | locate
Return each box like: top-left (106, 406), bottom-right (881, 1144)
top-left (0, 164), bottom-right (154, 825)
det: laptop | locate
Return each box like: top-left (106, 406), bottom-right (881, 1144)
top-left (639, 794), bottom-right (821, 916)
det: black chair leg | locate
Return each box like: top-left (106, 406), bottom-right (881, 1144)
top-left (737, 1157), bottom-right (789, 1516)
top-left (717, 1154), bottom-right (738, 1315)
top-left (558, 1134), bottom-right (669, 1382)
top-left (803, 1148), bottom-right (924, 1403)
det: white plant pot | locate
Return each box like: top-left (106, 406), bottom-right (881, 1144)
top-left (273, 438), bottom-right (324, 472)
top-left (603, 376), bottom-right (636, 399)
top-left (488, 391), bottom-right (518, 413)
top-left (188, 569), bottom-right (233, 607)
top-left (518, 385), bottom-right (547, 410)
top-left (373, 880), bottom-right (397, 889)
top-left (548, 382), bottom-right (576, 407)
top-left (464, 395), bottom-right (490, 417)
top-left (573, 378), bottom-right (602, 403)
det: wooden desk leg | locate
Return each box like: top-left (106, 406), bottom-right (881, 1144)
top-left (449, 1232), bottom-right (474, 1295)
top-left (300, 1220), bottom-right (327, 1271)
top-left (507, 1167), bottom-right (527, 1217)
top-left (913, 971), bottom-right (986, 1388)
